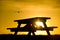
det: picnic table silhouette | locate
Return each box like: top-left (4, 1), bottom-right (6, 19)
top-left (7, 17), bottom-right (57, 35)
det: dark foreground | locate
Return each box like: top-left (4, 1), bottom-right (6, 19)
top-left (0, 34), bottom-right (60, 40)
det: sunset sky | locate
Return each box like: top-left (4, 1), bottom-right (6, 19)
top-left (0, 0), bottom-right (60, 35)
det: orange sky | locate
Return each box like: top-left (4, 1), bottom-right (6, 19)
top-left (0, 0), bottom-right (60, 35)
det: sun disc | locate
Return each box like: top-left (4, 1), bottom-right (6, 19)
top-left (35, 21), bottom-right (44, 28)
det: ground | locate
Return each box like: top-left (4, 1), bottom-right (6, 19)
top-left (0, 34), bottom-right (60, 40)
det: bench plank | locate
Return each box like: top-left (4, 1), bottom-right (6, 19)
top-left (7, 27), bottom-right (57, 32)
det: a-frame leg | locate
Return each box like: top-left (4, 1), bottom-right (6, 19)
top-left (32, 32), bottom-right (35, 36)
top-left (43, 22), bottom-right (50, 36)
top-left (28, 31), bottom-right (35, 36)
top-left (14, 23), bottom-right (21, 35)
top-left (28, 31), bottom-right (31, 35)
top-left (14, 31), bottom-right (18, 35)
top-left (46, 30), bottom-right (50, 36)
